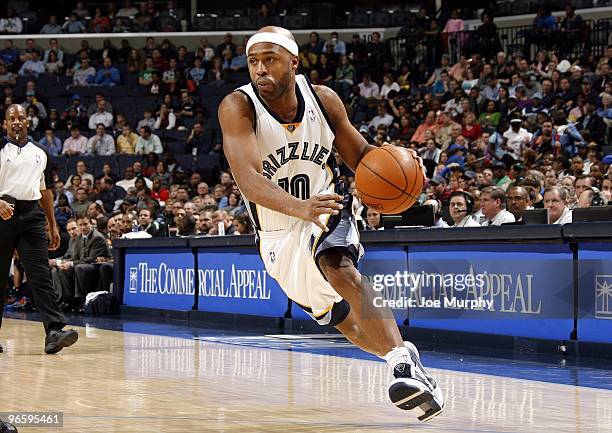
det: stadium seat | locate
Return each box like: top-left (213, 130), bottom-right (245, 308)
top-left (174, 154), bottom-right (195, 173)
top-left (192, 16), bottom-right (215, 31)
top-left (48, 97), bottom-right (67, 112)
top-left (110, 85), bottom-right (130, 97)
top-left (282, 14), bottom-right (307, 29)
top-left (50, 155), bottom-right (68, 179)
top-left (165, 141), bottom-right (187, 155)
top-left (195, 154), bottom-right (222, 183)
top-left (163, 130), bottom-right (189, 142)
top-left (216, 16), bottom-right (236, 30)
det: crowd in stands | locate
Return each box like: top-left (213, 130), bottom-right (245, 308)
top-left (2, 3), bottom-right (612, 312)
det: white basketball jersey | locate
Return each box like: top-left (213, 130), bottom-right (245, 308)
top-left (237, 74), bottom-right (337, 232)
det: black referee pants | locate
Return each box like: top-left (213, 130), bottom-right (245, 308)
top-left (0, 201), bottom-right (66, 334)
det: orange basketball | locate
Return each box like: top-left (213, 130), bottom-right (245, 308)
top-left (355, 146), bottom-right (425, 214)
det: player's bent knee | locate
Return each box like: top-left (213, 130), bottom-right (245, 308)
top-left (314, 299), bottom-right (350, 327)
top-left (317, 248), bottom-right (358, 285)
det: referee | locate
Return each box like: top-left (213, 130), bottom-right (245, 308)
top-left (0, 105), bottom-right (78, 355)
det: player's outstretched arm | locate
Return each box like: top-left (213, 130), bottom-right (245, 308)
top-left (219, 92), bottom-right (343, 231)
top-left (313, 85), bottom-right (376, 171)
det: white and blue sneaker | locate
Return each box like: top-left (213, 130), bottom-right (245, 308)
top-left (388, 341), bottom-right (444, 422)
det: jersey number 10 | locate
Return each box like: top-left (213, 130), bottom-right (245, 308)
top-left (278, 174), bottom-right (310, 200)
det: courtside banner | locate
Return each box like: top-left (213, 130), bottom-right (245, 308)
top-left (123, 247), bottom-right (195, 310)
top-left (577, 243), bottom-right (612, 344)
top-left (401, 244), bottom-right (574, 339)
top-left (197, 248), bottom-right (288, 317)
top-left (357, 246), bottom-right (410, 325)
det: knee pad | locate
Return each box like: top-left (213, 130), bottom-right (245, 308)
top-left (313, 299), bottom-right (350, 327)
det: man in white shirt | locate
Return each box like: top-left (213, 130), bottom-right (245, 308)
top-left (357, 73), bottom-right (380, 98)
top-left (85, 124), bottom-right (116, 156)
top-left (480, 186), bottom-right (515, 226)
top-left (448, 191), bottom-right (481, 227)
top-left (544, 187), bottom-right (572, 224)
top-left (135, 126), bottom-right (163, 155)
top-left (368, 104), bottom-right (393, 130)
top-left (503, 118), bottom-right (532, 161)
top-left (18, 50), bottom-right (45, 77)
top-left (88, 100), bottom-right (114, 130)
top-left (506, 185), bottom-right (533, 222)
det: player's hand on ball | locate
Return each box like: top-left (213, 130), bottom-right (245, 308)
top-left (298, 193), bottom-right (343, 232)
top-left (401, 147), bottom-right (427, 179)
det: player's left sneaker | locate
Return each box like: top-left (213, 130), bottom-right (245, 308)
top-left (388, 341), bottom-right (444, 422)
top-left (44, 329), bottom-right (78, 354)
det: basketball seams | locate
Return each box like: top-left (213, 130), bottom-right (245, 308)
top-left (359, 155), bottom-right (420, 202)
top-left (359, 162), bottom-right (405, 200)
top-left (381, 146), bottom-right (409, 191)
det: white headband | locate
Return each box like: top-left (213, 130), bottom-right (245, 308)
top-left (246, 32), bottom-right (299, 56)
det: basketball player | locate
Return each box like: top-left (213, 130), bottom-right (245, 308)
top-left (219, 27), bottom-right (443, 421)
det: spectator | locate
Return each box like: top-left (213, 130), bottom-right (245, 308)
top-left (230, 45), bottom-right (247, 71)
top-left (40, 15), bottom-right (62, 34)
top-left (153, 103), bottom-right (176, 130)
top-left (137, 110), bottom-right (156, 131)
top-left (503, 118), bottom-right (532, 161)
top-left (368, 104), bottom-right (394, 130)
top-left (0, 39), bottom-right (19, 68)
top-left (63, 13), bottom-right (87, 33)
top-left (18, 50), bottom-right (44, 77)
top-left (42, 38), bottom-right (63, 62)
top-left (358, 73), bottom-right (379, 98)
top-left (206, 57), bottom-right (225, 83)
top-left (21, 90), bottom-right (47, 118)
top-left (44, 50), bottom-right (64, 75)
top-left (117, 124), bottom-right (138, 154)
top-left (544, 187), bottom-right (572, 224)
top-left (40, 129), bottom-right (62, 156)
top-left (188, 57), bottom-right (206, 87)
top-left (85, 124), bottom-right (116, 155)
top-left (72, 58), bottom-right (96, 86)
top-left (137, 209), bottom-right (160, 236)
top-left (117, 0), bottom-right (139, 17)
top-left (136, 126), bottom-right (163, 155)
top-left (186, 122), bottom-right (213, 155)
top-left (0, 8), bottom-right (23, 34)
top-left (91, 7), bottom-right (112, 33)
top-left (99, 177), bottom-right (126, 213)
top-left (480, 186), bottom-right (515, 225)
top-left (88, 100), bottom-right (114, 130)
top-left (68, 160), bottom-right (94, 185)
top-left (62, 126), bottom-right (87, 156)
top-left (411, 111), bottom-right (439, 144)
top-left (94, 58), bottom-right (121, 86)
top-left (71, 188), bottom-right (92, 218)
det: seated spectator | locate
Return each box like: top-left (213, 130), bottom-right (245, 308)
top-left (206, 57), bottom-right (225, 82)
top-left (62, 126), bottom-right (87, 156)
top-left (45, 50), bottom-right (64, 75)
top-left (99, 177), bottom-right (126, 213)
top-left (448, 191), bottom-right (480, 227)
top-left (117, 124), bottom-right (138, 154)
top-left (379, 73), bottom-right (400, 99)
top-left (72, 58), bottom-right (96, 86)
top-left (503, 118), bottom-right (532, 162)
top-left (26, 105), bottom-right (44, 132)
top-left (162, 58), bottom-right (184, 94)
top-left (0, 63), bottom-right (15, 87)
top-left (63, 13), bottom-right (87, 33)
top-left (137, 209), bottom-right (160, 236)
top-left (358, 73), bottom-right (379, 98)
top-left (0, 8), bottom-right (23, 34)
top-left (188, 57), bottom-right (206, 87)
top-left (94, 58), bottom-right (121, 86)
top-left (68, 160), bottom-right (94, 185)
top-left (186, 122), bottom-right (214, 155)
top-left (137, 110), bottom-right (156, 131)
top-left (148, 71), bottom-right (165, 95)
top-left (40, 129), bottom-right (62, 155)
top-left (135, 126), bottom-right (163, 155)
top-left (18, 50), bottom-right (44, 77)
top-left (40, 15), bottom-right (62, 34)
top-left (544, 187), bottom-right (572, 224)
top-left (153, 103), bottom-right (176, 130)
top-left (91, 7), bottom-right (112, 33)
top-left (478, 100), bottom-right (501, 131)
top-left (88, 99), bottom-right (114, 130)
top-left (117, 0), bottom-right (139, 17)
top-left (368, 103), bottom-right (394, 130)
top-left (138, 57), bottom-right (157, 85)
top-left (230, 45), bottom-right (247, 71)
top-left (480, 186), bottom-right (515, 226)
top-left (71, 188), bottom-right (92, 217)
top-left (43, 38), bottom-right (64, 63)
top-left (21, 90), bottom-right (47, 118)
top-left (411, 110), bottom-right (439, 144)
top-left (85, 124), bottom-right (116, 155)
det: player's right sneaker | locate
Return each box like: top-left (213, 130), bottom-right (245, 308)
top-left (388, 341), bottom-right (444, 422)
top-left (0, 420), bottom-right (18, 432)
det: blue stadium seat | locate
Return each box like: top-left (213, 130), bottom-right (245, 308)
top-left (130, 85), bottom-right (148, 97)
top-left (48, 97), bottom-right (67, 112)
top-left (165, 141), bottom-right (187, 154)
top-left (163, 130), bottom-right (189, 141)
top-left (174, 154), bottom-right (195, 173)
top-left (110, 84), bottom-right (130, 97)
top-left (124, 73), bottom-right (139, 88)
top-left (50, 155), bottom-right (68, 179)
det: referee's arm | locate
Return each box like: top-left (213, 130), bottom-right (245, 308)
top-left (39, 150), bottom-right (60, 251)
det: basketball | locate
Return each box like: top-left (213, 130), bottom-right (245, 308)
top-left (355, 146), bottom-right (425, 214)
